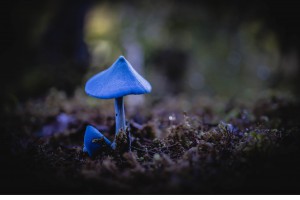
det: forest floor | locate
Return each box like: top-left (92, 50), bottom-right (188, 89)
top-left (1, 89), bottom-right (300, 194)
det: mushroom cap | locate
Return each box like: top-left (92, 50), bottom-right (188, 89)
top-left (83, 125), bottom-right (112, 157)
top-left (85, 56), bottom-right (152, 99)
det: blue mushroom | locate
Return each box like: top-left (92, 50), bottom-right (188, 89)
top-left (83, 125), bottom-right (112, 157)
top-left (85, 56), bottom-right (151, 151)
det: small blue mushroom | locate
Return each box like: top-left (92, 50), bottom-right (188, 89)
top-left (85, 56), bottom-right (151, 152)
top-left (83, 125), bottom-right (112, 157)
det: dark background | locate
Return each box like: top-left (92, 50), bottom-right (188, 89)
top-left (1, 0), bottom-right (300, 106)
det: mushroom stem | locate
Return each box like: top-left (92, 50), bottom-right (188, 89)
top-left (111, 96), bottom-right (126, 149)
top-left (115, 96), bottom-right (126, 135)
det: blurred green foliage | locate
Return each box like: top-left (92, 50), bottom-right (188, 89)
top-left (1, 0), bottom-right (298, 110)
top-left (82, 1), bottom-right (284, 103)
